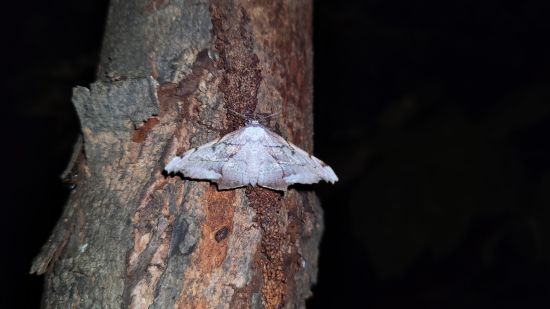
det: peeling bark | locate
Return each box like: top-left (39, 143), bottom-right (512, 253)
top-left (31, 0), bottom-right (321, 308)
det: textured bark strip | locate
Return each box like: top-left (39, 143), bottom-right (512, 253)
top-left (32, 0), bottom-right (321, 308)
top-left (209, 1), bottom-right (263, 130)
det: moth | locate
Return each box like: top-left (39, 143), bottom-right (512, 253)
top-left (165, 119), bottom-right (338, 191)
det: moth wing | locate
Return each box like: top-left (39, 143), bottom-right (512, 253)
top-left (256, 147), bottom-right (288, 191)
top-left (165, 128), bottom-right (246, 181)
top-left (216, 149), bottom-right (251, 190)
top-left (262, 130), bottom-right (338, 186)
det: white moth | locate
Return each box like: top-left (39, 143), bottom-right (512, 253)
top-left (165, 120), bottom-right (338, 191)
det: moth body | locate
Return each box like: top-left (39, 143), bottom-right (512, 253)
top-left (165, 122), bottom-right (338, 191)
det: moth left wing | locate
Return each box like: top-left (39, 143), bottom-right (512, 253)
top-left (165, 129), bottom-right (246, 181)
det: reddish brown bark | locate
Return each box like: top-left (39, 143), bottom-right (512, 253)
top-left (31, 1), bottom-right (322, 308)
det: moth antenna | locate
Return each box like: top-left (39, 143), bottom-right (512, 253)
top-left (227, 108), bottom-right (250, 120)
top-left (259, 112), bottom-right (280, 121)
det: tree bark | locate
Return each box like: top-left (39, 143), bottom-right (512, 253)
top-left (31, 0), bottom-right (321, 308)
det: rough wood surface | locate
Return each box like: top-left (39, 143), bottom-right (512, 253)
top-left (31, 0), bottom-right (322, 308)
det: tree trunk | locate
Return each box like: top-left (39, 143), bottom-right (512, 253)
top-left (31, 0), bottom-right (322, 308)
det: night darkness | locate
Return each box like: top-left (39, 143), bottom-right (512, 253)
top-left (4, 0), bottom-right (550, 308)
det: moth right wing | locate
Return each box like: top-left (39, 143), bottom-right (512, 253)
top-left (262, 130), bottom-right (338, 186)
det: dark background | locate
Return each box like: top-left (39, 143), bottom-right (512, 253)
top-left (4, 0), bottom-right (550, 308)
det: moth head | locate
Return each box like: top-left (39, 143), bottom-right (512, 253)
top-left (246, 119), bottom-right (261, 126)
top-left (227, 108), bottom-right (279, 127)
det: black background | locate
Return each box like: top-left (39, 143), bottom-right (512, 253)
top-left (4, 0), bottom-right (550, 308)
